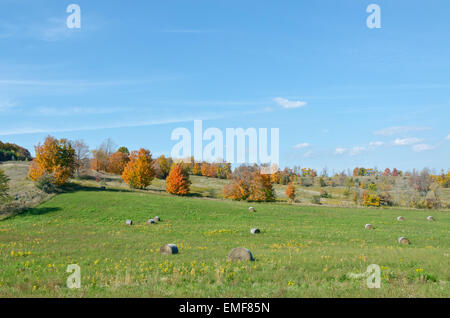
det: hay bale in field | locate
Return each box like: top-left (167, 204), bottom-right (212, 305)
top-left (227, 247), bottom-right (255, 262)
top-left (125, 219), bottom-right (133, 226)
top-left (365, 224), bottom-right (374, 230)
top-left (397, 216), bottom-right (405, 221)
top-left (154, 216), bottom-right (160, 222)
top-left (147, 219), bottom-right (155, 224)
top-left (398, 237), bottom-right (410, 244)
top-left (248, 207), bottom-right (256, 212)
top-left (160, 244), bottom-right (178, 255)
top-left (250, 228), bottom-right (260, 234)
top-left (427, 216), bottom-right (435, 221)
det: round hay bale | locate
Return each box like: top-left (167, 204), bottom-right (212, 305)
top-left (125, 219), bottom-right (133, 226)
top-left (398, 237), bottom-right (410, 244)
top-left (427, 216), bottom-right (435, 221)
top-left (248, 207), bottom-right (256, 212)
top-left (147, 219), bottom-right (155, 224)
top-left (154, 216), bottom-right (160, 222)
top-left (397, 216), bottom-right (405, 221)
top-left (160, 244), bottom-right (178, 255)
top-left (365, 224), bottom-right (374, 230)
top-left (250, 228), bottom-right (260, 234)
top-left (227, 247), bottom-right (255, 262)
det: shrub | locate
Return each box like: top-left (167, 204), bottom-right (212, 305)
top-left (286, 183), bottom-right (296, 202)
top-left (320, 189), bottom-right (331, 198)
top-left (0, 168), bottom-right (9, 200)
top-left (35, 174), bottom-right (57, 193)
top-left (311, 195), bottom-right (321, 204)
top-left (362, 191), bottom-right (380, 207)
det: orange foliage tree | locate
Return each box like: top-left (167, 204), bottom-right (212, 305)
top-left (286, 182), bottom-right (295, 202)
top-left (108, 151), bottom-right (130, 175)
top-left (248, 172), bottom-right (275, 202)
top-left (28, 136), bottom-right (76, 186)
top-left (223, 170), bottom-right (275, 202)
top-left (166, 163), bottom-right (191, 195)
top-left (223, 177), bottom-right (250, 201)
top-left (121, 148), bottom-right (155, 189)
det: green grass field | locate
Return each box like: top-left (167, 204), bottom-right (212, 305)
top-left (0, 185), bottom-right (449, 297)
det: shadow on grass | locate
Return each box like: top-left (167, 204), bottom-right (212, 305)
top-left (18, 206), bottom-right (61, 217)
top-left (1, 206), bottom-right (62, 221)
top-left (60, 183), bottom-right (132, 194)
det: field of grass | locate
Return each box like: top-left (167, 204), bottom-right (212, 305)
top-left (0, 183), bottom-right (449, 297)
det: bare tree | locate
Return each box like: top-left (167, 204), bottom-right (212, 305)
top-left (72, 140), bottom-right (90, 176)
top-left (100, 138), bottom-right (117, 157)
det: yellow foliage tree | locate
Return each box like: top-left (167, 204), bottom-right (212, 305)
top-left (28, 136), bottom-right (76, 186)
top-left (121, 148), bottom-right (155, 189)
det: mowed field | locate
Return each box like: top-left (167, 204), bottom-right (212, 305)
top-left (0, 185), bottom-right (449, 297)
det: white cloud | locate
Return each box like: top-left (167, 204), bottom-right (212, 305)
top-left (0, 99), bottom-right (16, 112)
top-left (369, 141), bottom-right (384, 147)
top-left (273, 97), bottom-right (307, 109)
top-left (349, 146), bottom-right (366, 156)
top-left (446, 134), bottom-right (450, 140)
top-left (303, 151), bottom-right (313, 158)
top-left (335, 148), bottom-right (347, 155)
top-left (374, 126), bottom-right (431, 136)
top-left (293, 142), bottom-right (310, 149)
top-left (412, 144), bottom-right (435, 152)
top-left (393, 137), bottom-right (422, 146)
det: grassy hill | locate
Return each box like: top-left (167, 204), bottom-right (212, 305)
top-left (0, 171), bottom-right (448, 297)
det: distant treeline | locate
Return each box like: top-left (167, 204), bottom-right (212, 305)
top-left (0, 141), bottom-right (32, 162)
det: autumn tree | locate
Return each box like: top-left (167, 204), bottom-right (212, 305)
top-left (108, 150), bottom-right (130, 175)
top-left (223, 176), bottom-right (250, 201)
top-left (248, 172), bottom-right (276, 202)
top-left (28, 136), bottom-right (76, 186)
top-left (223, 168), bottom-right (275, 202)
top-left (90, 149), bottom-right (109, 171)
top-left (122, 148), bottom-right (155, 189)
top-left (166, 163), bottom-right (191, 195)
top-left (153, 155), bottom-right (172, 179)
top-left (286, 182), bottom-right (295, 202)
top-left (192, 163), bottom-right (201, 176)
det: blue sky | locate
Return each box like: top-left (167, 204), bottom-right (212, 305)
top-left (0, 0), bottom-right (449, 172)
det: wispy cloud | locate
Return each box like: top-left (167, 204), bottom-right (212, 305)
top-left (374, 126), bottom-right (431, 136)
top-left (0, 78), bottom-right (165, 88)
top-left (160, 29), bottom-right (218, 33)
top-left (446, 134), bottom-right (450, 140)
top-left (303, 151), bottom-right (313, 158)
top-left (369, 141), bottom-right (384, 147)
top-left (335, 148), bottom-right (347, 155)
top-left (36, 106), bottom-right (130, 116)
top-left (0, 99), bottom-right (17, 112)
top-left (412, 144), bottom-right (435, 152)
top-left (293, 142), bottom-right (310, 149)
top-left (349, 146), bottom-right (367, 156)
top-left (0, 117), bottom-right (200, 136)
top-left (273, 97), bottom-right (307, 109)
top-left (393, 137), bottom-right (422, 146)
